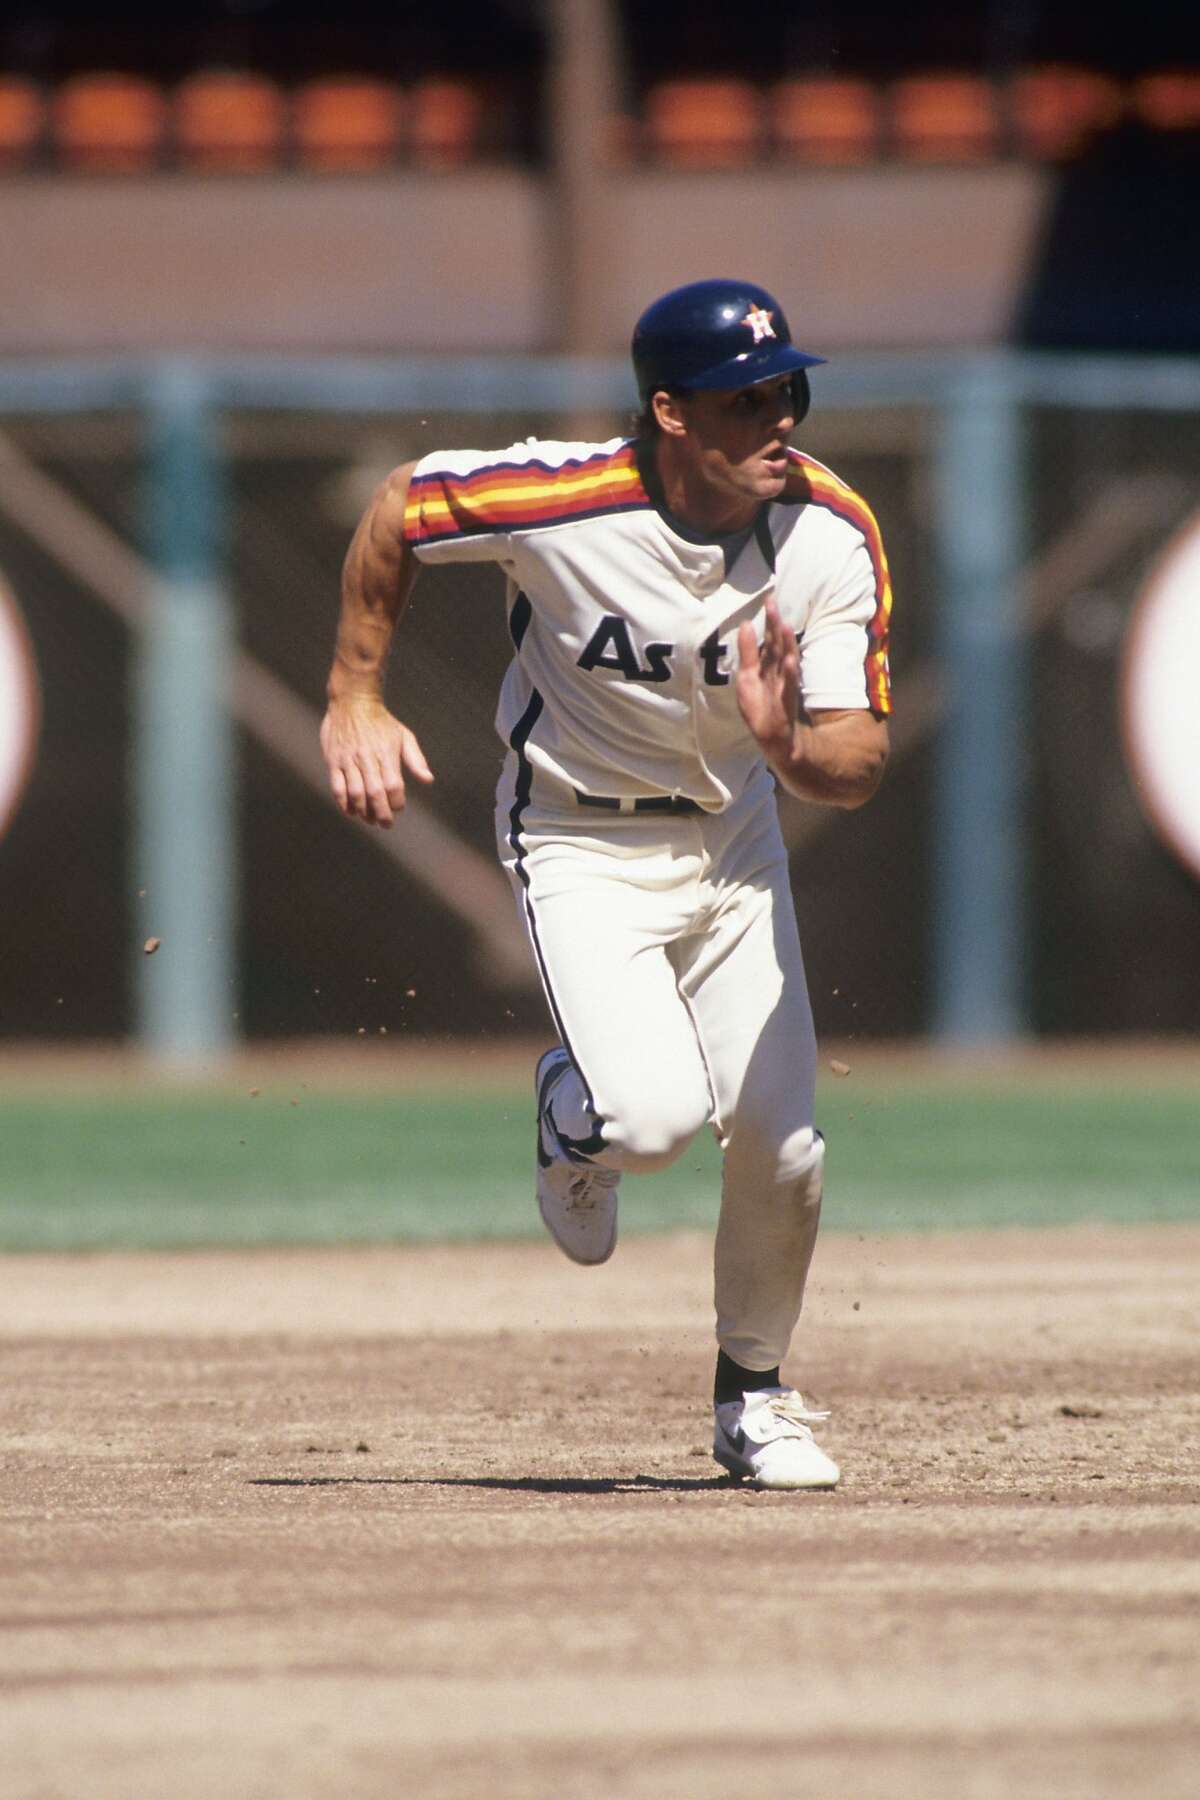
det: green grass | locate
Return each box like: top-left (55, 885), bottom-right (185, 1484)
top-left (0, 1080), bottom-right (1197, 1252)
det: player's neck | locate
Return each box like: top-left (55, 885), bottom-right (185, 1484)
top-left (649, 436), bottom-right (761, 536)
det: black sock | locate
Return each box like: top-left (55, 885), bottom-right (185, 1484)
top-left (714, 1349), bottom-right (781, 1406)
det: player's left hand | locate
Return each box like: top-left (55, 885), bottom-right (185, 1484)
top-left (735, 598), bottom-right (799, 766)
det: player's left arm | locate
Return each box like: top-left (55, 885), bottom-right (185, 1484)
top-left (735, 597), bottom-right (889, 808)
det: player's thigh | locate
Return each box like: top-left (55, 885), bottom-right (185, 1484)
top-left (674, 836), bottom-right (816, 1153)
top-left (506, 828), bottom-right (712, 1151)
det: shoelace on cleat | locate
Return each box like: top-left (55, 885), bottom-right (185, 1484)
top-left (760, 1392), bottom-right (831, 1436)
top-left (565, 1168), bottom-right (619, 1212)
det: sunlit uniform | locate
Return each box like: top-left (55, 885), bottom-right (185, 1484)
top-left (402, 434), bottom-right (894, 1369)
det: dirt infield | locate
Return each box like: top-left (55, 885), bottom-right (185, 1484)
top-left (2, 1224), bottom-right (1198, 1799)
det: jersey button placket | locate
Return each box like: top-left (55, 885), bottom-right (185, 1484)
top-left (664, 566), bottom-right (705, 803)
top-left (689, 573), bottom-right (744, 799)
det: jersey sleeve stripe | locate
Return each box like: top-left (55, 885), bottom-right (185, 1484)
top-left (405, 446), bottom-right (650, 546)
top-left (787, 452), bottom-right (893, 715)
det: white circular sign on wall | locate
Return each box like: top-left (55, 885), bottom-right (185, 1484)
top-left (1121, 513), bottom-right (1200, 881)
top-left (0, 577), bottom-right (40, 840)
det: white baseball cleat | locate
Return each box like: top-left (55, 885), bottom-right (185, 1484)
top-left (535, 1047), bottom-right (619, 1266)
top-left (713, 1387), bottom-right (841, 1490)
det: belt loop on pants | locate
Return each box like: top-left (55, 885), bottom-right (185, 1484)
top-left (575, 790), bottom-right (702, 816)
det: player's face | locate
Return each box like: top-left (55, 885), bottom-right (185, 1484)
top-left (669, 376), bottom-right (797, 524)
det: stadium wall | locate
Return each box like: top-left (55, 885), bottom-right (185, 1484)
top-left (0, 166), bottom-right (1047, 354)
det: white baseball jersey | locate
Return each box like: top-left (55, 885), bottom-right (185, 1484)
top-left (404, 436), bottom-right (892, 811)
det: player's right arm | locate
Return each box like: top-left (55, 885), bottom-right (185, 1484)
top-left (320, 461), bottom-right (433, 829)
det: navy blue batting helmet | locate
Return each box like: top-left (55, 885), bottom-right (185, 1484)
top-left (631, 278), bottom-right (825, 403)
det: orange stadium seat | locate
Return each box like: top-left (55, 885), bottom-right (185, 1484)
top-left (890, 74), bottom-right (998, 162)
top-left (644, 78), bottom-right (762, 167)
top-left (1133, 70), bottom-right (1200, 132)
top-left (293, 77), bottom-right (403, 171)
top-left (1009, 66), bottom-right (1123, 160)
top-left (175, 71), bottom-right (286, 171)
top-left (409, 77), bottom-right (483, 167)
top-left (0, 75), bottom-right (44, 170)
top-left (770, 77), bottom-right (880, 164)
top-left (52, 72), bottom-right (167, 172)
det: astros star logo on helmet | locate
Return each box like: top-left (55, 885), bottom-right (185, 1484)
top-left (741, 306), bottom-right (776, 343)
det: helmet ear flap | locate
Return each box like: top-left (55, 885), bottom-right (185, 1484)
top-left (790, 370), bottom-right (811, 426)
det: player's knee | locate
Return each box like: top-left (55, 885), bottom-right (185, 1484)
top-left (776, 1125), bottom-right (825, 1204)
top-left (731, 1116), bottom-right (824, 1188)
top-left (611, 1091), bottom-right (708, 1172)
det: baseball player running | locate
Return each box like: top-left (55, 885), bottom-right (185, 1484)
top-left (321, 279), bottom-right (891, 1490)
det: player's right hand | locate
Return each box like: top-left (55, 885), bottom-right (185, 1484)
top-left (319, 694), bottom-right (433, 828)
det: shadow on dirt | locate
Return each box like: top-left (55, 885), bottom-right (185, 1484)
top-left (247, 1473), bottom-right (740, 1494)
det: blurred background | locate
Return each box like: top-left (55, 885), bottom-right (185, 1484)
top-left (1, 0), bottom-right (1199, 1074)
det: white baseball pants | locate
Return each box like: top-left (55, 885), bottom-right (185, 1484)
top-left (496, 759), bottom-right (823, 1371)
